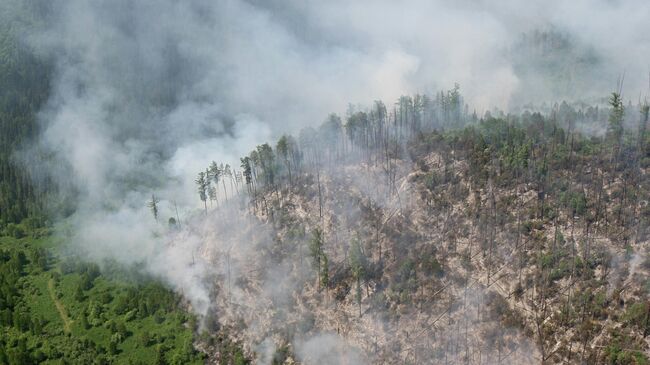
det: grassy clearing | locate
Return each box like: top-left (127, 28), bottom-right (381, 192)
top-left (47, 277), bottom-right (72, 333)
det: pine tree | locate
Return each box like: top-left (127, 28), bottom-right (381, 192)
top-left (348, 238), bottom-right (366, 317)
top-left (208, 185), bottom-right (217, 207)
top-left (309, 228), bottom-right (324, 290)
top-left (276, 135), bottom-right (293, 187)
top-left (240, 157), bottom-right (253, 193)
top-left (320, 252), bottom-right (329, 290)
top-left (195, 172), bottom-right (208, 214)
top-left (607, 92), bottom-right (624, 160)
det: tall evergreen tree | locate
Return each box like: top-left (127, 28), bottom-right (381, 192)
top-left (309, 228), bottom-right (325, 290)
top-left (195, 172), bottom-right (208, 214)
top-left (607, 92), bottom-right (624, 160)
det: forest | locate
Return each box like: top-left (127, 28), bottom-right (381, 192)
top-left (185, 86), bottom-right (649, 364)
top-left (0, 16), bottom-right (51, 230)
top-left (0, 9), bottom-right (240, 365)
top-left (1, 1), bottom-right (650, 364)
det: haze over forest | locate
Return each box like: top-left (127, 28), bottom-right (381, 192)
top-left (0, 0), bottom-right (649, 364)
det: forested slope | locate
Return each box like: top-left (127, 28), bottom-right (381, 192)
top-left (192, 91), bottom-right (650, 364)
top-left (0, 2), bottom-right (54, 232)
top-left (2, 2), bottom-right (649, 364)
top-left (0, 7), bottom-right (219, 365)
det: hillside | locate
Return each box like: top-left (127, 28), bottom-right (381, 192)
top-left (191, 100), bottom-right (650, 364)
top-left (1, 3), bottom-right (650, 364)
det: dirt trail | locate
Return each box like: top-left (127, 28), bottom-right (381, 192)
top-left (48, 277), bottom-right (72, 333)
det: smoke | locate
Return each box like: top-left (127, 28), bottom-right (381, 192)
top-left (294, 333), bottom-right (368, 365)
top-left (20, 0), bottom-right (650, 212)
top-left (7, 0), bottom-right (650, 361)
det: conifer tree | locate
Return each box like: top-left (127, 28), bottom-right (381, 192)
top-left (195, 172), bottom-right (208, 214)
top-left (348, 238), bottom-right (366, 316)
top-left (309, 228), bottom-right (325, 290)
top-left (607, 92), bottom-right (624, 161)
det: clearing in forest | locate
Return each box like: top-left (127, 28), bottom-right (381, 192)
top-left (48, 277), bottom-right (73, 333)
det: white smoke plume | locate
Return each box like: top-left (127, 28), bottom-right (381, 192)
top-left (7, 0), bottom-right (650, 361)
top-left (22, 0), bottom-right (650, 215)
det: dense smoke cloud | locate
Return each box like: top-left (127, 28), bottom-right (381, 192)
top-left (22, 0), bottom-right (650, 211)
top-left (9, 0), bottom-right (650, 361)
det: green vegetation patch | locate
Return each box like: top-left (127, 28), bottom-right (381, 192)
top-left (0, 236), bottom-right (205, 364)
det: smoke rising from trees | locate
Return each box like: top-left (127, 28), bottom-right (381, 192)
top-left (6, 0), bottom-right (650, 362)
top-left (16, 0), bottom-right (650, 212)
